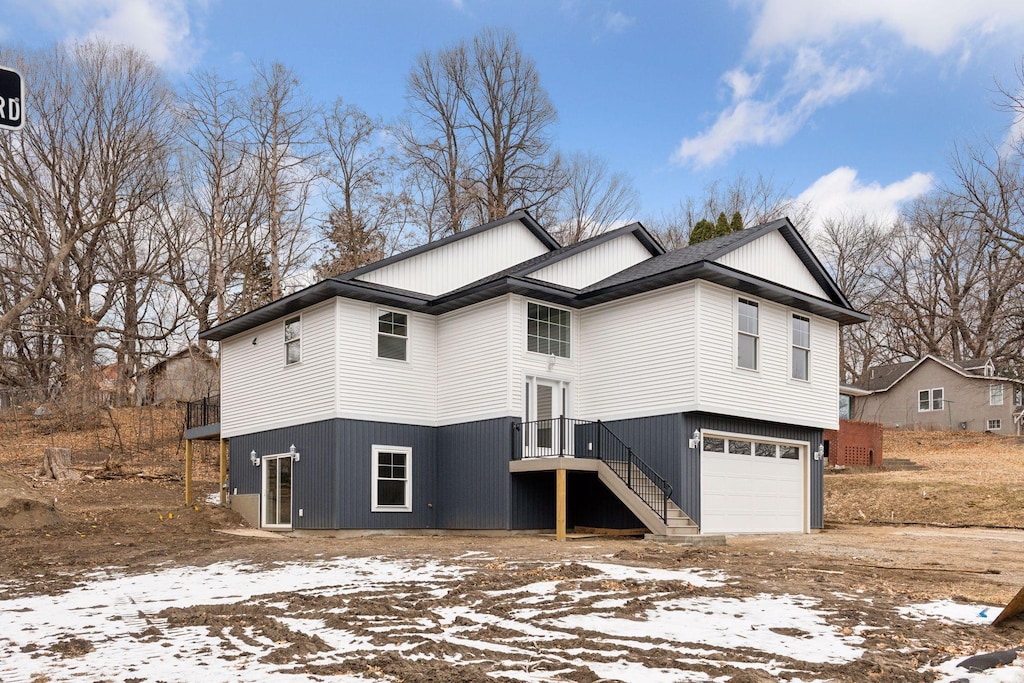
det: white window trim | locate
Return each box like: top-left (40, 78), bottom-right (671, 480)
top-left (371, 445), bottom-right (412, 512)
top-left (376, 308), bottom-right (409, 363)
top-left (524, 299), bottom-right (572, 360)
top-left (990, 384), bottom-right (1004, 406)
top-left (284, 315), bottom-right (301, 367)
top-left (790, 313), bottom-right (811, 382)
top-left (918, 387), bottom-right (944, 412)
top-left (988, 419), bottom-right (1002, 431)
top-left (735, 296), bottom-right (760, 372)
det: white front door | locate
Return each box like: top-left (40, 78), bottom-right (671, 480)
top-left (261, 454), bottom-right (293, 530)
top-left (525, 377), bottom-right (570, 456)
top-left (699, 432), bottom-right (807, 534)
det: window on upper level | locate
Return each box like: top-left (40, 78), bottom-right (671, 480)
top-left (791, 314), bottom-right (810, 381)
top-left (918, 388), bottom-right (944, 412)
top-left (377, 310), bottom-right (408, 361)
top-left (737, 298), bottom-right (759, 370)
top-left (284, 316), bottom-right (301, 365)
top-left (1015, 386), bottom-right (1023, 407)
top-left (527, 302), bottom-right (570, 358)
top-left (990, 384), bottom-right (1004, 406)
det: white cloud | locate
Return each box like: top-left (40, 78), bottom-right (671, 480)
top-left (603, 10), bottom-right (635, 34)
top-left (673, 49), bottom-right (874, 167)
top-left (749, 0), bottom-right (1024, 55)
top-left (795, 167), bottom-right (934, 226)
top-left (32, 0), bottom-right (204, 71)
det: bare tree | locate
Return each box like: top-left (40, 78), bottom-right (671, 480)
top-left (550, 152), bottom-right (639, 244)
top-left (649, 172), bottom-right (810, 249)
top-left (246, 60), bottom-right (320, 300)
top-left (0, 41), bottom-right (173, 394)
top-left (317, 100), bottom-right (409, 277)
top-left (399, 28), bottom-right (563, 238)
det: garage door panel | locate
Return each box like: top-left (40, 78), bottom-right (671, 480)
top-left (700, 435), bottom-right (805, 534)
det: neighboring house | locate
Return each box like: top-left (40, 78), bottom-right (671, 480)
top-left (851, 355), bottom-right (1024, 434)
top-left (190, 211), bottom-right (867, 537)
top-left (136, 347), bottom-right (219, 406)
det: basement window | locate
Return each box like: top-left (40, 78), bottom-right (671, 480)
top-left (987, 419), bottom-right (1002, 431)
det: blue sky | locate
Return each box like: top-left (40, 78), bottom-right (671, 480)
top-left (3, 0), bottom-right (1024, 228)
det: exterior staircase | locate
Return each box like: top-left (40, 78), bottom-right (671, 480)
top-left (597, 460), bottom-right (698, 538)
top-left (513, 417), bottom-right (700, 539)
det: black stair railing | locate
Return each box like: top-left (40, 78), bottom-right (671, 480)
top-left (185, 395), bottom-right (220, 430)
top-left (512, 417), bottom-right (673, 523)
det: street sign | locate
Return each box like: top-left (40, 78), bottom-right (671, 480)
top-left (0, 67), bottom-right (24, 131)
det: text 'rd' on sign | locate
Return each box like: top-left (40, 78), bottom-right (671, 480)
top-left (0, 67), bottom-right (24, 131)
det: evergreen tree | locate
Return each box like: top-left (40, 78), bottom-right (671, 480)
top-left (715, 212), bottom-right (730, 235)
top-left (688, 219), bottom-right (717, 245)
top-left (730, 211), bottom-right (744, 233)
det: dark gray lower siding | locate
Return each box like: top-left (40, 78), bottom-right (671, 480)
top-left (227, 411), bottom-right (824, 532)
top-left (228, 417), bottom-right (512, 530)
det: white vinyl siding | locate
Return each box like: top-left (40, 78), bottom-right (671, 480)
top-left (715, 229), bottom-right (829, 299)
top-left (696, 282), bottom-right (839, 430)
top-left (528, 234), bottom-right (653, 289)
top-left (355, 219), bottom-right (550, 296)
top-left (220, 300), bottom-right (337, 437)
top-left (436, 297), bottom-right (512, 424)
top-left (336, 298), bottom-right (436, 425)
top-left (578, 283), bottom-right (697, 421)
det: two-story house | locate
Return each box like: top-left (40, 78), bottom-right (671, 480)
top-left (192, 212), bottom-right (867, 537)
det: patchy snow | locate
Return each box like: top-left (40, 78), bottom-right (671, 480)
top-left (1, 554), bottom-right (1008, 682)
top-left (899, 600), bottom-right (1000, 625)
top-left (928, 654), bottom-right (1024, 682)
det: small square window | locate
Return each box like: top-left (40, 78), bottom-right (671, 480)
top-left (378, 310), bottom-right (408, 361)
top-left (284, 316), bottom-right (301, 365)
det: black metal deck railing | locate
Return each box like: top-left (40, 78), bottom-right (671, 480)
top-left (185, 395), bottom-right (220, 430)
top-left (512, 417), bottom-right (673, 523)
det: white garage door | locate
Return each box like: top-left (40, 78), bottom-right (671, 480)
top-left (700, 433), bottom-right (806, 534)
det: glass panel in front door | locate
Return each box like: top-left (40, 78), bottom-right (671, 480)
top-left (537, 384), bottom-right (553, 448)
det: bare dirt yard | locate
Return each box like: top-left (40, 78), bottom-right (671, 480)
top-left (1, 412), bottom-right (1023, 682)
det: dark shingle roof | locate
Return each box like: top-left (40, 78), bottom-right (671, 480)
top-left (583, 220), bottom-right (784, 292)
top-left (852, 360), bottom-right (918, 392)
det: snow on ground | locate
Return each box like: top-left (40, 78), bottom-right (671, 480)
top-left (0, 555), bottom-right (1017, 682)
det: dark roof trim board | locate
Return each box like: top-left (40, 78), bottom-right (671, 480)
top-left (201, 215), bottom-right (868, 341)
top-left (335, 210), bottom-right (559, 282)
top-left (854, 354), bottom-right (1024, 394)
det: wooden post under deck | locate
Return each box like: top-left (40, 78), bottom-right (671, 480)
top-left (556, 468), bottom-right (566, 541)
top-left (185, 439), bottom-right (193, 506)
top-left (219, 438), bottom-right (228, 506)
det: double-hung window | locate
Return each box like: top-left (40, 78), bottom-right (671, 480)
top-left (737, 298), bottom-right (759, 370)
top-left (990, 384), bottom-right (1004, 406)
top-left (284, 316), bottom-right (301, 365)
top-left (372, 445), bottom-right (412, 512)
top-left (791, 314), bottom-right (810, 380)
top-left (919, 388), bottom-right (944, 411)
top-left (527, 302), bottom-right (570, 358)
top-left (378, 310), bottom-right (408, 361)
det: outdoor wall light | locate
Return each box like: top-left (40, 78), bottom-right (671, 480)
top-left (688, 429), bottom-right (701, 449)
top-left (814, 444), bottom-right (825, 460)
top-left (290, 444), bottom-right (300, 462)
top-left (250, 450), bottom-right (260, 467)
